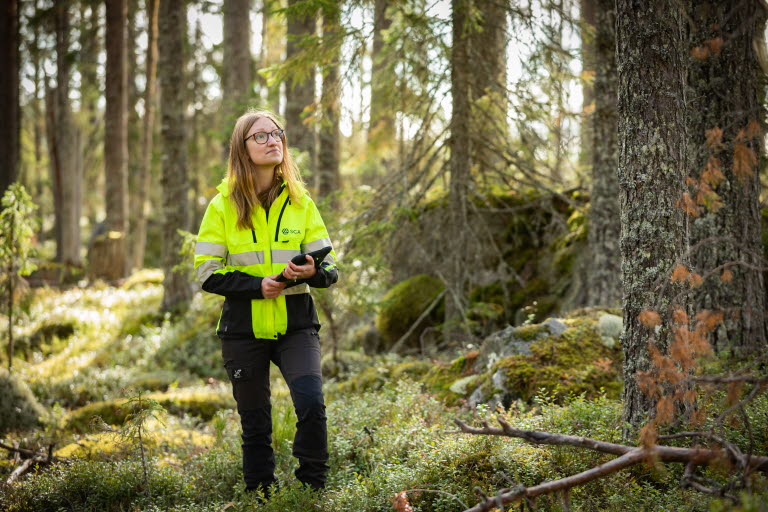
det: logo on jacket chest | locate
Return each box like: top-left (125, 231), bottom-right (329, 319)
top-left (282, 228), bottom-right (301, 235)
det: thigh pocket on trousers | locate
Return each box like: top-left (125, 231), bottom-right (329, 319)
top-left (225, 364), bottom-right (255, 383)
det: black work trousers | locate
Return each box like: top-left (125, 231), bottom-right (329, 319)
top-left (221, 327), bottom-right (328, 491)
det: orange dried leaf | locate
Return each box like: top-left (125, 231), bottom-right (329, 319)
top-left (656, 396), bottom-right (675, 424)
top-left (593, 357), bottom-right (613, 373)
top-left (701, 157), bottom-right (725, 187)
top-left (689, 273), bottom-right (704, 288)
top-left (704, 127), bottom-right (723, 148)
top-left (671, 265), bottom-right (690, 284)
top-left (685, 176), bottom-right (698, 187)
top-left (670, 339), bottom-right (694, 370)
top-left (690, 408), bottom-right (706, 428)
top-left (682, 388), bottom-right (697, 405)
top-left (746, 120), bottom-right (761, 138)
top-left (676, 192), bottom-right (701, 217)
top-left (726, 382), bottom-right (743, 406)
top-left (672, 308), bottom-right (689, 325)
top-left (393, 491), bottom-right (414, 512)
top-left (720, 269), bottom-right (733, 283)
top-left (690, 46), bottom-right (710, 61)
top-left (638, 372), bottom-right (661, 399)
top-left (704, 37), bottom-right (724, 56)
top-left (639, 310), bottom-right (662, 328)
top-left (733, 143), bottom-right (757, 183)
top-left (695, 310), bottom-right (724, 332)
top-left (639, 422), bottom-right (658, 448)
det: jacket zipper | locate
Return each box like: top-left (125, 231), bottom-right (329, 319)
top-left (274, 196), bottom-right (291, 242)
top-left (251, 229), bottom-right (257, 243)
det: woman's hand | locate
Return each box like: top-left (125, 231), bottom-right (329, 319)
top-left (261, 274), bottom-right (287, 298)
top-left (282, 255), bottom-right (317, 281)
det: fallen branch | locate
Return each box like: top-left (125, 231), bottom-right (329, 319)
top-left (453, 417), bottom-right (768, 511)
top-left (1, 442), bottom-right (60, 487)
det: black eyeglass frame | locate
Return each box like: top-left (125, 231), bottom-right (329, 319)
top-left (244, 129), bottom-right (285, 144)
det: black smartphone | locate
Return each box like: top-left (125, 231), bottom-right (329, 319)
top-left (274, 246), bottom-right (332, 282)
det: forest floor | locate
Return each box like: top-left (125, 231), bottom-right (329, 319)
top-left (1, 278), bottom-right (766, 511)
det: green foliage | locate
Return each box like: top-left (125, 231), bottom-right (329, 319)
top-left (0, 368), bottom-right (46, 434)
top-left (376, 274), bottom-right (445, 350)
top-left (0, 183), bottom-right (39, 278)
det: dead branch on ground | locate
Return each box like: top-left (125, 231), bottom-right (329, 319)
top-left (453, 416), bottom-right (768, 512)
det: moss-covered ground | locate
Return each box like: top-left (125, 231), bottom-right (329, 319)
top-left (1, 281), bottom-right (766, 511)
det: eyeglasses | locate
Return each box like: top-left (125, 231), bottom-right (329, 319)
top-left (244, 129), bottom-right (285, 144)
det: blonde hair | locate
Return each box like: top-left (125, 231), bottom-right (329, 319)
top-left (227, 109), bottom-right (306, 230)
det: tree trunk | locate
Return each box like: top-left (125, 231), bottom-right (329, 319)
top-left (579, 0), bottom-right (596, 170)
top-left (617, 0), bottom-right (690, 429)
top-left (126, 0), bottom-right (142, 272)
top-left (368, 0), bottom-right (394, 148)
top-left (0, 0), bottom-right (19, 196)
top-left (78, 2), bottom-right (102, 227)
top-left (222, 0), bottom-right (253, 159)
top-left (158, 0), bottom-right (192, 311)
top-left (285, 0), bottom-right (316, 169)
top-left (131, 0), bottom-right (159, 269)
top-left (94, 0), bottom-right (129, 280)
top-left (317, 3), bottom-right (341, 202)
top-left (468, 0), bottom-right (507, 177)
top-left (51, 1), bottom-right (82, 266)
top-left (444, 0), bottom-right (473, 342)
top-left (687, 0), bottom-right (768, 353)
top-left (260, 0), bottom-right (283, 114)
top-left (585, 0), bottom-right (621, 307)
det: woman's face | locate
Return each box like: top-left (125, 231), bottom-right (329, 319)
top-left (244, 117), bottom-right (284, 169)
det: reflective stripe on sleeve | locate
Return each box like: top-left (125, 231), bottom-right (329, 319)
top-left (227, 251), bottom-right (265, 266)
top-left (301, 238), bottom-right (332, 253)
top-left (195, 241), bottom-right (228, 258)
top-left (197, 259), bottom-right (224, 284)
top-left (271, 249), bottom-right (302, 264)
top-left (281, 283), bottom-right (309, 296)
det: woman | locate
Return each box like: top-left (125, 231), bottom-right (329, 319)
top-left (194, 109), bottom-right (338, 496)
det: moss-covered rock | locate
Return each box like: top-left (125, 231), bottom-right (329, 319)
top-left (425, 309), bottom-right (623, 408)
top-left (0, 369), bottom-right (47, 433)
top-left (376, 274), bottom-right (445, 351)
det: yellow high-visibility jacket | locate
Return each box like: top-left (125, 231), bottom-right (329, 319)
top-left (194, 179), bottom-right (338, 340)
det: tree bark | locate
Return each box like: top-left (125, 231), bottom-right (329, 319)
top-left (617, 0), bottom-right (690, 429)
top-left (369, 0), bottom-right (394, 146)
top-left (259, 0), bottom-right (283, 114)
top-left (317, 3), bottom-right (341, 202)
top-left (51, 1), bottom-right (82, 266)
top-left (158, 0), bottom-right (192, 311)
top-left (131, 0), bottom-right (159, 269)
top-left (0, 0), bottom-right (19, 196)
top-left (687, 0), bottom-right (768, 353)
top-left (222, 0), bottom-right (253, 159)
top-left (579, 0), bottom-right (596, 169)
top-left (585, 0), bottom-right (621, 307)
top-left (96, 0), bottom-right (130, 279)
top-left (445, 0), bottom-right (473, 342)
top-left (468, 0), bottom-right (507, 176)
top-left (285, 0), bottom-right (317, 168)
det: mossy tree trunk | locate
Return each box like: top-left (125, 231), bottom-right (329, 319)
top-left (579, 0), bottom-right (596, 170)
top-left (445, 0), bottom-right (473, 342)
top-left (687, 0), bottom-right (768, 353)
top-left (131, 0), bottom-right (158, 269)
top-left (586, 0), bottom-right (621, 307)
top-left (285, 0), bottom-right (317, 170)
top-left (368, 0), bottom-right (395, 171)
top-left (100, 0), bottom-right (129, 279)
top-left (0, 0), bottom-right (19, 196)
top-left (51, 0), bottom-right (82, 267)
top-left (259, 0), bottom-right (284, 114)
top-left (158, 0), bottom-right (192, 311)
top-left (317, 3), bottom-right (341, 202)
top-left (617, 0), bottom-right (690, 429)
top-left (468, 0), bottom-right (507, 179)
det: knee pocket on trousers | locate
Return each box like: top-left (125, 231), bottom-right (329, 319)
top-left (290, 375), bottom-right (324, 411)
